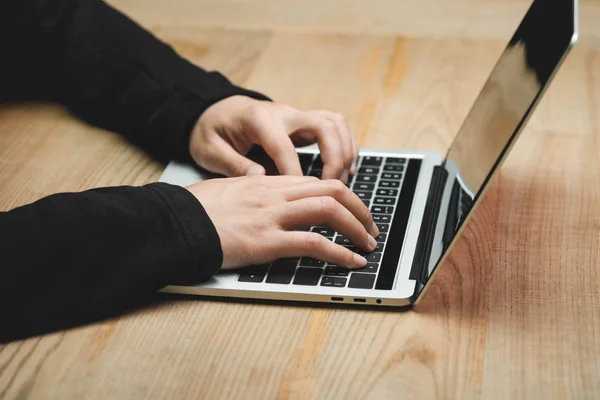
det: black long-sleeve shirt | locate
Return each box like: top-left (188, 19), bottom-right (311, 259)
top-left (0, 0), bottom-right (270, 343)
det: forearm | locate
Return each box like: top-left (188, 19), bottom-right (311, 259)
top-left (0, 183), bottom-right (222, 343)
top-left (0, 0), bottom-right (270, 162)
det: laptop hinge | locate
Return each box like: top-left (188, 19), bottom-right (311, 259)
top-left (409, 165), bottom-right (448, 284)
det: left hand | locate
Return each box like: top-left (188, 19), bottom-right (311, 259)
top-left (189, 95), bottom-right (358, 182)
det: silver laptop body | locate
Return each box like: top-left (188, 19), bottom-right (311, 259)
top-left (158, 0), bottom-right (578, 307)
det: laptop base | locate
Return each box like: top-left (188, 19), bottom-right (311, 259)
top-left (158, 147), bottom-right (443, 307)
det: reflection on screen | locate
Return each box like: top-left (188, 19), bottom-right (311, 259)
top-left (444, 0), bottom-right (576, 195)
top-left (445, 41), bottom-right (540, 193)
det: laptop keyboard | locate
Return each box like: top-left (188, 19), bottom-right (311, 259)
top-left (238, 154), bottom-right (422, 290)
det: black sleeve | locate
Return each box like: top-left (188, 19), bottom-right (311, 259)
top-left (0, 0), bottom-right (273, 342)
top-left (0, 0), bottom-right (270, 164)
top-left (0, 183), bottom-right (223, 343)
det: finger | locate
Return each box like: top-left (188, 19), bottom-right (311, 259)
top-left (279, 196), bottom-right (377, 252)
top-left (340, 169), bottom-right (349, 184)
top-left (250, 174), bottom-right (320, 186)
top-left (333, 112), bottom-right (358, 175)
top-left (279, 232), bottom-right (367, 269)
top-left (204, 136), bottom-right (266, 177)
top-left (289, 112), bottom-right (345, 180)
top-left (352, 137), bottom-right (359, 175)
top-left (317, 111), bottom-right (354, 175)
top-left (347, 121), bottom-right (359, 175)
top-left (280, 179), bottom-right (379, 237)
top-left (252, 112), bottom-right (304, 176)
top-left (261, 135), bottom-right (303, 176)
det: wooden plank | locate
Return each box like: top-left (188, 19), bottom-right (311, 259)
top-left (108, 0), bottom-right (600, 48)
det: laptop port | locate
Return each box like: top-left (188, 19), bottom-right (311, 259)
top-left (353, 298), bottom-right (366, 303)
top-left (331, 297), bottom-right (344, 302)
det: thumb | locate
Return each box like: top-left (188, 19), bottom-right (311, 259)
top-left (211, 138), bottom-right (266, 177)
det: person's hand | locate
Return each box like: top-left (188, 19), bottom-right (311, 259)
top-left (186, 175), bottom-right (379, 270)
top-left (189, 95), bottom-right (358, 183)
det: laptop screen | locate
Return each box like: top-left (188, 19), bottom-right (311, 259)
top-left (444, 0), bottom-right (577, 195)
top-left (419, 0), bottom-right (578, 292)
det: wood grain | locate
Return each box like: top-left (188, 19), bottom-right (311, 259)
top-left (1, 0), bottom-right (600, 399)
top-left (107, 0), bottom-right (600, 48)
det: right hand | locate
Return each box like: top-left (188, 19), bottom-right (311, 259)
top-left (186, 175), bottom-right (379, 270)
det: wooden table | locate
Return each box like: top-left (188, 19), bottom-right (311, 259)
top-left (1, 1), bottom-right (600, 398)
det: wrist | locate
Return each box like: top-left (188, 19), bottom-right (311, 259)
top-left (148, 182), bottom-right (224, 281)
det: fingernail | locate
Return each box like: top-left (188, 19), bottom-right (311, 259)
top-left (350, 162), bottom-right (357, 175)
top-left (371, 222), bottom-right (380, 237)
top-left (353, 253), bottom-right (368, 268)
top-left (246, 164), bottom-right (265, 175)
top-left (368, 235), bottom-right (377, 250)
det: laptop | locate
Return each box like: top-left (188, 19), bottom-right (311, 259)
top-left (157, 0), bottom-right (578, 307)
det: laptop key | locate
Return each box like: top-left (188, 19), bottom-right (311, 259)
top-left (371, 205), bottom-right (393, 214)
top-left (373, 215), bottom-right (391, 223)
top-left (348, 273), bottom-right (376, 289)
top-left (321, 276), bottom-right (347, 287)
top-left (376, 188), bottom-right (398, 197)
top-left (300, 257), bottom-right (325, 267)
top-left (376, 233), bottom-right (387, 243)
top-left (361, 156), bottom-right (383, 166)
top-left (376, 223), bottom-right (390, 233)
top-left (238, 264), bottom-right (270, 282)
top-left (335, 236), bottom-right (351, 245)
top-left (354, 183), bottom-right (375, 191)
top-left (356, 175), bottom-right (376, 183)
top-left (324, 266), bottom-right (350, 276)
top-left (383, 164), bottom-right (404, 172)
top-left (299, 153), bottom-right (314, 174)
top-left (379, 180), bottom-right (400, 188)
top-left (358, 166), bottom-right (380, 175)
top-left (358, 242), bottom-right (384, 255)
top-left (374, 197), bottom-right (395, 205)
top-left (353, 191), bottom-right (373, 200)
top-left (311, 227), bottom-right (335, 237)
top-left (362, 200), bottom-right (371, 207)
top-left (385, 157), bottom-right (406, 165)
top-left (293, 267), bottom-right (323, 286)
top-left (382, 173), bottom-right (402, 180)
top-left (265, 260), bottom-right (297, 284)
top-left (366, 253), bottom-right (382, 262)
top-left (357, 263), bottom-right (379, 273)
